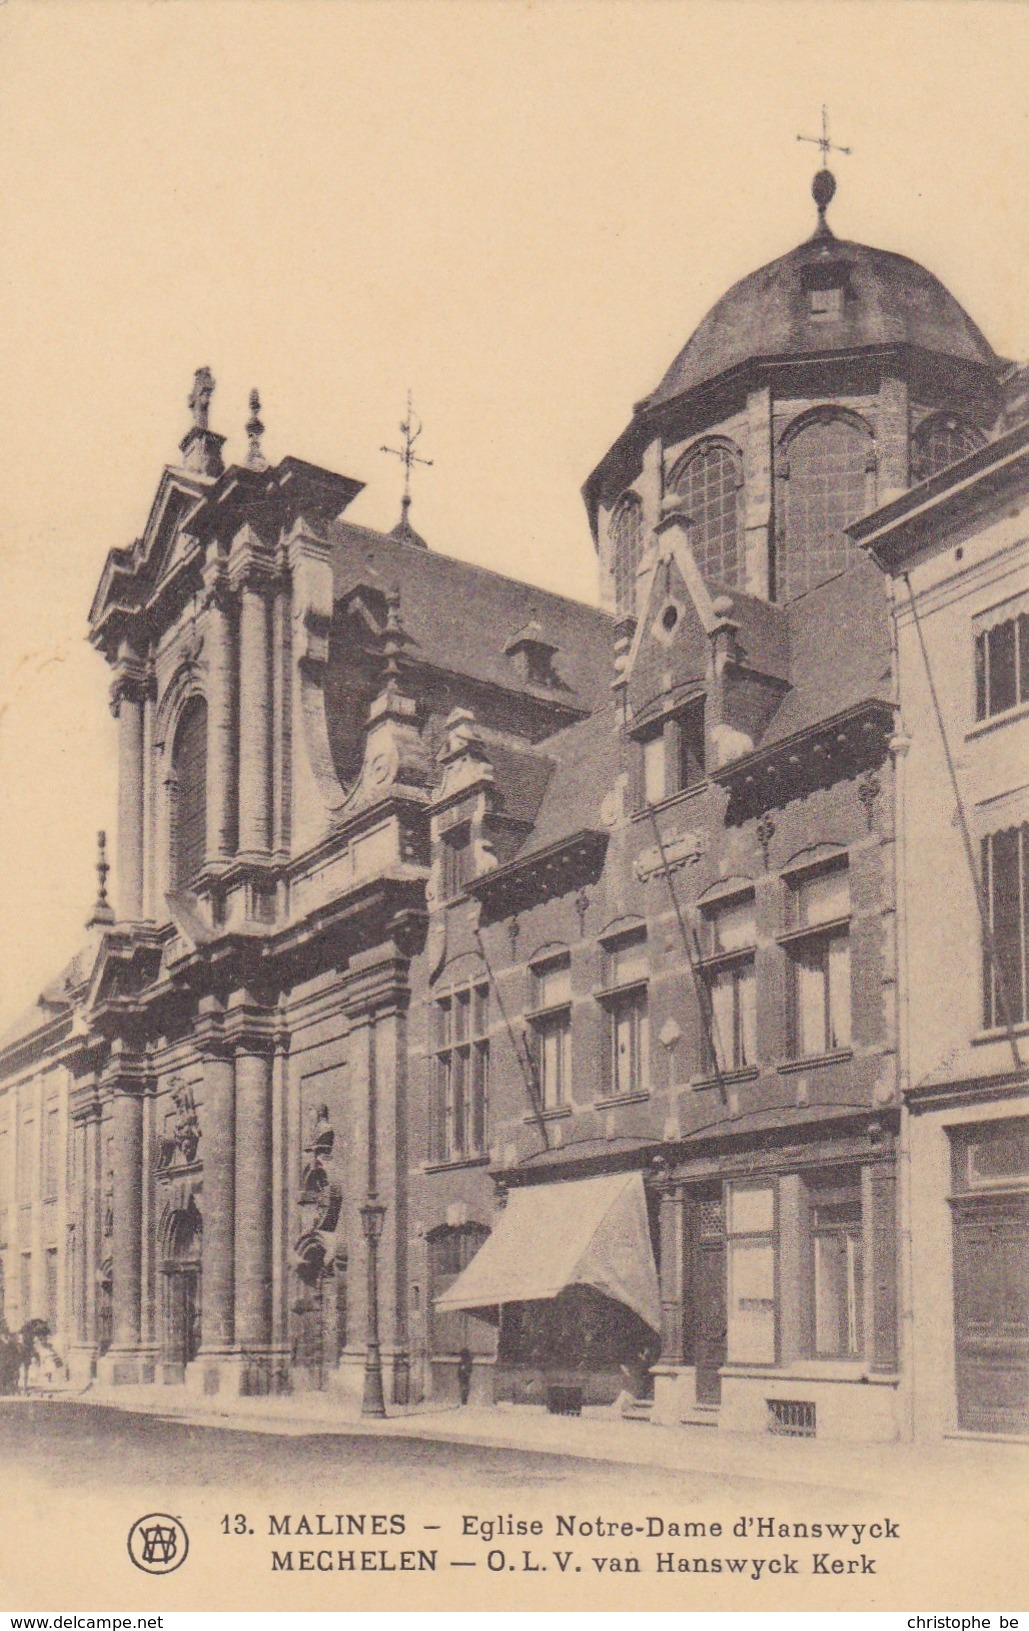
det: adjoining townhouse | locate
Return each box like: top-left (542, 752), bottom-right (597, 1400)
top-left (854, 413), bottom-right (1029, 1441)
top-left (0, 167), bottom-right (1022, 1442)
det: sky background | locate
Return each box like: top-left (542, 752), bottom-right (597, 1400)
top-left (0, 0), bottom-right (1026, 1029)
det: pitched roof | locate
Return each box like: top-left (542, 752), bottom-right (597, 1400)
top-left (519, 704), bottom-right (621, 857)
top-left (756, 557), bottom-right (892, 748)
top-left (328, 520), bottom-right (613, 714)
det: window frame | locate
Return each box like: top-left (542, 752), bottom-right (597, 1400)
top-left (429, 980), bottom-right (490, 1165)
top-left (610, 491), bottom-right (645, 620)
top-left (806, 1169), bottom-right (864, 1361)
top-left (527, 954), bottom-right (573, 1113)
top-left (975, 612), bottom-right (1029, 724)
top-left (666, 438), bottom-right (744, 589)
top-left (776, 409), bottom-right (874, 603)
top-left (635, 697), bottom-right (706, 809)
top-left (170, 694), bottom-right (208, 891)
top-left (780, 858), bottom-right (853, 1062)
top-left (596, 931), bottom-right (650, 1102)
top-left (981, 823), bottom-right (1029, 1030)
top-left (440, 822), bottom-right (474, 902)
top-left (726, 1179), bottom-right (778, 1366)
top-left (698, 889), bottom-right (758, 1079)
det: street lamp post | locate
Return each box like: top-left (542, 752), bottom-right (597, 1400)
top-left (360, 1197), bottom-right (387, 1418)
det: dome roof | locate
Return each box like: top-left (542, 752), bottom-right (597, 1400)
top-left (642, 232), bottom-right (1001, 413)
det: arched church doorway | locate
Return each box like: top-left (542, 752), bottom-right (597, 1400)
top-left (291, 1236), bottom-right (347, 1391)
top-left (160, 1197), bottom-right (201, 1382)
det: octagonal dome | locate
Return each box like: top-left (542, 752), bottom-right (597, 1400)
top-left (641, 233), bottom-right (1001, 414)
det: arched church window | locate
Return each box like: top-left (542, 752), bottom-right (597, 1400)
top-left (911, 414), bottom-right (983, 483)
top-left (172, 696), bottom-right (207, 889)
top-left (667, 441), bottom-right (743, 587)
top-left (778, 413), bottom-right (872, 602)
top-left (610, 493), bottom-right (644, 619)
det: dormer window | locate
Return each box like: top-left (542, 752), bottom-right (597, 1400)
top-left (637, 699), bottom-right (705, 806)
top-left (801, 260), bottom-right (851, 324)
top-left (504, 614), bottom-right (560, 688)
top-left (809, 284), bottom-right (844, 319)
top-left (441, 824), bottom-right (473, 900)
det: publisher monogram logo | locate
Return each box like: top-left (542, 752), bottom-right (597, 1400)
top-left (127, 1513), bottom-right (190, 1575)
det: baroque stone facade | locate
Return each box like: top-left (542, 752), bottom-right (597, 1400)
top-left (0, 173), bottom-right (1024, 1438)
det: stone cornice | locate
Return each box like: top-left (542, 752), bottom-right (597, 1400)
top-left (711, 698), bottom-right (895, 819)
top-left (852, 419), bottom-right (1029, 573)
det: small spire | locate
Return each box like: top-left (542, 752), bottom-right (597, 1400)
top-left (179, 365), bottom-right (225, 477)
top-left (87, 830), bottom-right (115, 928)
top-left (188, 366), bottom-right (216, 431)
top-left (245, 388), bottom-right (268, 471)
top-left (797, 106), bottom-right (852, 237)
top-left (382, 391), bottom-right (432, 547)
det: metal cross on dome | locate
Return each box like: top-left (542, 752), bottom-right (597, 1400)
top-left (797, 105), bottom-right (852, 168)
top-left (381, 391), bottom-right (433, 502)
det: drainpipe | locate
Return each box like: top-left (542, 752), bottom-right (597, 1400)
top-left (885, 570), bottom-right (916, 1444)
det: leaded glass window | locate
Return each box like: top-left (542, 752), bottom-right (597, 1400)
top-left (911, 414), bottom-right (983, 483)
top-left (610, 493), bottom-right (644, 618)
top-left (172, 696), bottom-right (207, 889)
top-left (668, 442), bottom-right (742, 587)
top-left (778, 416), bottom-right (871, 602)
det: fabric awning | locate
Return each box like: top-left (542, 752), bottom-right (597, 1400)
top-left (434, 1171), bottom-right (661, 1332)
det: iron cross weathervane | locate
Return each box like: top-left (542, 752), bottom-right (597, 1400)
top-left (381, 391), bottom-right (433, 503)
top-left (797, 105), bottom-right (852, 168)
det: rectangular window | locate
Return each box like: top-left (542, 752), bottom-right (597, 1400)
top-left (975, 614), bottom-right (1029, 721)
top-left (642, 732), bottom-right (666, 805)
top-left (430, 982), bottom-right (490, 1162)
top-left (44, 1105), bottom-right (60, 1203)
top-left (600, 934), bottom-right (649, 1099)
top-left (808, 1173), bottom-right (864, 1359)
top-left (785, 863), bottom-right (851, 1059)
top-left (702, 894), bottom-right (757, 1076)
top-left (531, 956), bottom-right (572, 1111)
top-left (727, 1181), bottom-right (776, 1364)
top-left (16, 1112), bottom-right (34, 1206)
top-left (441, 825), bottom-right (473, 900)
top-left (675, 701), bottom-right (706, 792)
top-left (610, 991), bottom-right (649, 1097)
top-left (982, 824), bottom-right (1029, 1028)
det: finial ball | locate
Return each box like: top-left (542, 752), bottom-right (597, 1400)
top-left (812, 168), bottom-right (837, 213)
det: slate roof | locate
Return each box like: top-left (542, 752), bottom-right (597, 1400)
top-left (329, 519), bottom-right (613, 715)
top-left (0, 940), bottom-right (96, 1057)
top-left (520, 704), bottom-right (621, 856)
top-left (643, 234), bottom-right (1002, 414)
top-left (754, 557), bottom-right (893, 750)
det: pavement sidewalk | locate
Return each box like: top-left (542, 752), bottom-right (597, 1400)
top-left (21, 1380), bottom-right (1027, 1506)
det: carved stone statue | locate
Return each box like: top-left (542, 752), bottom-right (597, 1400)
top-left (187, 367), bottom-right (215, 431)
top-left (158, 1078), bottom-right (201, 1169)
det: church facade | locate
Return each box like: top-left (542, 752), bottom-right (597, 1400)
top-left (0, 171), bottom-right (1024, 1441)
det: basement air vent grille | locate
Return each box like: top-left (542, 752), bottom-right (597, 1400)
top-left (767, 1398), bottom-right (816, 1438)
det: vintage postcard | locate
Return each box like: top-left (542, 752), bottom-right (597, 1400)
top-left (0, 0), bottom-right (1026, 1615)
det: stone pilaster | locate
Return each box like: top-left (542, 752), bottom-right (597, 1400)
top-left (743, 385), bottom-right (773, 599)
top-left (229, 527), bottom-right (278, 859)
top-left (203, 564), bottom-right (237, 863)
top-left (96, 1049), bottom-right (150, 1384)
top-left (657, 1183), bottom-right (686, 1364)
top-left (224, 990), bottom-right (276, 1392)
top-left (110, 646), bottom-right (147, 920)
top-left (198, 1035), bottom-right (236, 1356)
top-left (877, 376), bottom-right (910, 504)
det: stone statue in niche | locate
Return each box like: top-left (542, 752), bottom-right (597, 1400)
top-left (157, 1079), bottom-right (201, 1169)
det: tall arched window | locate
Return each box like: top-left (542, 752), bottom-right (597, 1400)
top-left (610, 492), bottom-right (644, 619)
top-left (172, 696), bottom-right (207, 889)
top-left (911, 414), bottom-right (983, 484)
top-left (778, 413), bottom-right (872, 602)
top-left (667, 441), bottom-right (743, 587)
